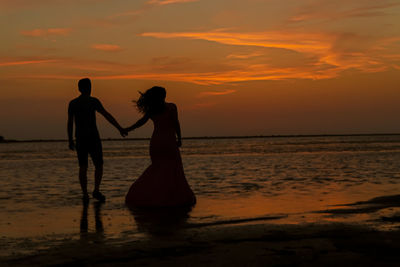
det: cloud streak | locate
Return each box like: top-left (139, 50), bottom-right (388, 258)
top-left (139, 29), bottom-right (398, 80)
top-left (198, 89), bottom-right (236, 97)
top-left (91, 44), bottom-right (123, 52)
top-left (20, 28), bottom-right (72, 37)
top-left (12, 66), bottom-right (337, 85)
top-left (226, 53), bottom-right (263, 59)
top-left (5, 26), bottom-right (398, 86)
top-left (140, 30), bottom-right (333, 54)
top-left (0, 0), bottom-right (109, 9)
top-left (146, 0), bottom-right (198, 5)
top-left (289, 1), bottom-right (400, 22)
top-left (0, 59), bottom-right (58, 67)
top-left (3, 53), bottom-right (394, 85)
top-left (108, 0), bottom-right (199, 21)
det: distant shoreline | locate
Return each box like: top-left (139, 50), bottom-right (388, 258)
top-left (1, 133), bottom-right (400, 143)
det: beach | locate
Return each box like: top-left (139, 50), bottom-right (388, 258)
top-left (4, 206), bottom-right (400, 266)
top-left (2, 135), bottom-right (400, 266)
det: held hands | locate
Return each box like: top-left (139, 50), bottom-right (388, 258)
top-left (119, 127), bottom-right (128, 137)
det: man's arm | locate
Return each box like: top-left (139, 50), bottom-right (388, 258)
top-left (67, 102), bottom-right (75, 150)
top-left (96, 100), bottom-right (127, 136)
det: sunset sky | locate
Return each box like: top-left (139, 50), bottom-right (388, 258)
top-left (1, 0), bottom-right (400, 139)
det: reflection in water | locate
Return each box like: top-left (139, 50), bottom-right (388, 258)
top-left (80, 199), bottom-right (104, 242)
top-left (80, 199), bottom-right (89, 234)
top-left (94, 201), bottom-right (104, 234)
top-left (129, 206), bottom-right (193, 236)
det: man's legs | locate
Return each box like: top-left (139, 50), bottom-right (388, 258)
top-left (79, 166), bottom-right (89, 196)
top-left (91, 140), bottom-right (105, 202)
top-left (94, 165), bottom-right (103, 193)
top-left (76, 140), bottom-right (89, 199)
top-left (92, 165), bottom-right (105, 201)
top-left (92, 164), bottom-right (105, 201)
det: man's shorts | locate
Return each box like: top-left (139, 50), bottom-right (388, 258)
top-left (76, 137), bottom-right (103, 168)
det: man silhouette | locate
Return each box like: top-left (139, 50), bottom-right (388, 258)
top-left (68, 78), bottom-right (126, 201)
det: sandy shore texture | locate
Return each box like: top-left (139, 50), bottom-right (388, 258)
top-left (3, 195), bottom-right (400, 266)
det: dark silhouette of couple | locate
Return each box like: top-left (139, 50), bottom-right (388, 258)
top-left (68, 78), bottom-right (196, 207)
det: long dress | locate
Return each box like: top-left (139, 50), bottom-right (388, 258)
top-left (125, 103), bottom-right (196, 207)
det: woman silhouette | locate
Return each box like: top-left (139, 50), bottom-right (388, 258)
top-left (124, 86), bottom-right (196, 207)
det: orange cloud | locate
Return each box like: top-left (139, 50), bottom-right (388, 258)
top-left (289, 1), bottom-right (399, 22)
top-left (2, 58), bottom-right (383, 85)
top-left (20, 28), bottom-right (72, 37)
top-left (140, 30), bottom-right (333, 54)
top-left (198, 89), bottom-right (236, 97)
top-left (6, 26), bottom-right (397, 86)
top-left (9, 68), bottom-right (338, 85)
top-left (90, 64), bottom-right (338, 84)
top-left (5, 56), bottom-right (378, 84)
top-left (140, 29), bottom-right (398, 79)
top-left (109, 0), bottom-right (198, 20)
top-left (146, 0), bottom-right (198, 5)
top-left (91, 44), bottom-right (123, 52)
top-left (0, 56), bottom-right (143, 75)
top-left (0, 0), bottom-right (108, 9)
top-left (226, 53), bottom-right (263, 59)
top-left (0, 59), bottom-right (57, 67)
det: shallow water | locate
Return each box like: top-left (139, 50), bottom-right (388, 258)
top-left (1, 135), bottom-right (400, 257)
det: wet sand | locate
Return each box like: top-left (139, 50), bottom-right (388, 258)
top-left (3, 195), bottom-right (400, 266)
top-left (3, 223), bottom-right (400, 266)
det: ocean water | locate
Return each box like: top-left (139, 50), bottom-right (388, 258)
top-left (1, 135), bottom-right (400, 256)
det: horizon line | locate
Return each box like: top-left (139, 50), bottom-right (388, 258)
top-left (1, 133), bottom-right (400, 143)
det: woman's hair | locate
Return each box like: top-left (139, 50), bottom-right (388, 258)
top-left (134, 86), bottom-right (166, 115)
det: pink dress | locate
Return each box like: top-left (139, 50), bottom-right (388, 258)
top-left (125, 103), bottom-right (196, 207)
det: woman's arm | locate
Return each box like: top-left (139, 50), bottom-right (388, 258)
top-left (172, 104), bottom-right (182, 147)
top-left (176, 121), bottom-right (182, 147)
top-left (126, 114), bottom-right (150, 132)
top-left (67, 102), bottom-right (75, 150)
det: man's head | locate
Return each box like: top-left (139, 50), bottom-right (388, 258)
top-left (78, 78), bottom-right (91, 95)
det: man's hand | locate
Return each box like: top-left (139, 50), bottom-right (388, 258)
top-left (69, 140), bottom-right (75, 151)
top-left (177, 139), bottom-right (182, 148)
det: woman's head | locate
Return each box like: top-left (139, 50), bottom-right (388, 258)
top-left (135, 86), bottom-right (166, 115)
